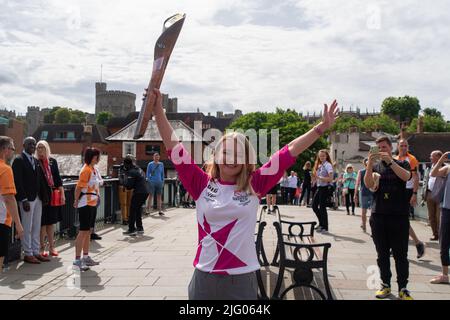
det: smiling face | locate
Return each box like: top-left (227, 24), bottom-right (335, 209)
top-left (216, 138), bottom-right (244, 179)
top-left (319, 151), bottom-right (327, 163)
top-left (36, 143), bottom-right (47, 159)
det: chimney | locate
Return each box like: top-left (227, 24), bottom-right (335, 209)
top-left (417, 116), bottom-right (424, 134)
top-left (400, 122), bottom-right (408, 140)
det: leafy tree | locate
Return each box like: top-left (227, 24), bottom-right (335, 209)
top-left (43, 106), bottom-right (61, 124)
top-left (362, 114), bottom-right (400, 135)
top-left (96, 111), bottom-right (113, 125)
top-left (330, 115), bottom-right (362, 133)
top-left (70, 109), bottom-right (87, 124)
top-left (423, 107), bottom-right (443, 119)
top-left (54, 108), bottom-right (71, 124)
top-left (228, 109), bottom-right (328, 177)
top-left (407, 116), bottom-right (450, 133)
top-left (381, 96), bottom-right (421, 123)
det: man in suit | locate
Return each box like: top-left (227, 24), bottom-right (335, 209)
top-left (12, 137), bottom-right (50, 264)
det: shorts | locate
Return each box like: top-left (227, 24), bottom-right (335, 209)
top-left (78, 206), bottom-right (97, 231)
top-left (360, 195), bottom-right (373, 210)
top-left (148, 181), bottom-right (164, 195)
top-left (0, 224), bottom-right (11, 258)
top-left (267, 184), bottom-right (279, 195)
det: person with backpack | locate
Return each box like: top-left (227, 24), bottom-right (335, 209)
top-left (122, 155), bottom-right (150, 237)
top-left (429, 151), bottom-right (450, 284)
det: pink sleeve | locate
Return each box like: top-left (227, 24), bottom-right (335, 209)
top-left (168, 143), bottom-right (209, 201)
top-left (251, 145), bottom-right (296, 197)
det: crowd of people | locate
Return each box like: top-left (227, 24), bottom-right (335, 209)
top-left (0, 89), bottom-right (449, 301)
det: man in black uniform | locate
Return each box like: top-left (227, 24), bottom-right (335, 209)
top-left (365, 136), bottom-right (413, 300)
top-left (121, 155), bottom-right (150, 237)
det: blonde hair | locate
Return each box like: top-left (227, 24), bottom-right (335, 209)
top-left (303, 161), bottom-right (311, 170)
top-left (205, 132), bottom-right (257, 194)
top-left (36, 140), bottom-right (51, 159)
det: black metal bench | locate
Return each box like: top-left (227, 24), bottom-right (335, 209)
top-left (270, 206), bottom-right (333, 300)
top-left (255, 220), bottom-right (269, 300)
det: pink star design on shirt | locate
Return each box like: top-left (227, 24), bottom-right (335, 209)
top-left (194, 215), bottom-right (247, 274)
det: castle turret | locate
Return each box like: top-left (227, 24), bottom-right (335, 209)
top-left (95, 82), bottom-right (136, 117)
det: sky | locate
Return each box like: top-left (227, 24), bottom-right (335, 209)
top-left (1, 0), bottom-right (449, 119)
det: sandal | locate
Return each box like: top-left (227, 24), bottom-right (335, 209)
top-left (40, 244), bottom-right (48, 257)
top-left (49, 248), bottom-right (59, 257)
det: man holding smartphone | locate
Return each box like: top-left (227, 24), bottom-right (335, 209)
top-left (365, 136), bottom-right (413, 300)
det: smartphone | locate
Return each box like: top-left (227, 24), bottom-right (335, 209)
top-left (448, 153), bottom-right (450, 159)
top-left (370, 146), bottom-right (379, 154)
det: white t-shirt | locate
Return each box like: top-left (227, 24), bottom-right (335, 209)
top-left (317, 161), bottom-right (333, 187)
top-left (168, 143), bottom-right (296, 275)
top-left (287, 175), bottom-right (298, 189)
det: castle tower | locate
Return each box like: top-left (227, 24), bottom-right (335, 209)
top-left (26, 106), bottom-right (43, 136)
top-left (95, 82), bottom-right (136, 117)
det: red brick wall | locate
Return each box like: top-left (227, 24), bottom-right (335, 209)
top-left (48, 142), bottom-right (108, 156)
top-left (3, 119), bottom-right (25, 154)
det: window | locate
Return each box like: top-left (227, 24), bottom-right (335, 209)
top-left (145, 144), bottom-right (161, 155)
top-left (40, 131), bottom-right (48, 140)
top-left (122, 142), bottom-right (136, 158)
top-left (54, 131), bottom-right (75, 141)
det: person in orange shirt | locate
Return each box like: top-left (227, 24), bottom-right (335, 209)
top-left (395, 139), bottom-right (425, 259)
top-left (72, 148), bottom-right (102, 271)
top-left (0, 136), bottom-right (24, 270)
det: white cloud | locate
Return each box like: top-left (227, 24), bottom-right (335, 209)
top-left (0, 0), bottom-right (449, 120)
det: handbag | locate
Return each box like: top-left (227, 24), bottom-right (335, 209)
top-left (430, 175), bottom-right (448, 203)
top-left (50, 189), bottom-right (64, 207)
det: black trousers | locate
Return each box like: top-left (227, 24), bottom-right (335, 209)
top-left (345, 188), bottom-right (356, 213)
top-left (299, 183), bottom-right (311, 205)
top-left (128, 193), bottom-right (148, 232)
top-left (288, 188), bottom-right (296, 205)
top-left (281, 187), bottom-right (288, 205)
top-left (440, 208), bottom-right (450, 266)
top-left (405, 189), bottom-right (415, 218)
top-left (370, 214), bottom-right (410, 290)
top-left (312, 186), bottom-right (329, 230)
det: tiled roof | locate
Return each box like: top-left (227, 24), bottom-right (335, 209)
top-left (407, 133), bottom-right (450, 162)
top-left (32, 124), bottom-right (109, 144)
top-left (52, 154), bottom-right (108, 177)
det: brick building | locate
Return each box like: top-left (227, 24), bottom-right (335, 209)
top-left (32, 123), bottom-right (109, 156)
top-left (0, 117), bottom-right (25, 153)
top-left (105, 119), bottom-right (208, 177)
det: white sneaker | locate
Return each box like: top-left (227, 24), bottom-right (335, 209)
top-left (73, 259), bottom-right (90, 271)
top-left (82, 256), bottom-right (100, 266)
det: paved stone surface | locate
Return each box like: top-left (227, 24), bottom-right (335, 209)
top-left (0, 205), bottom-right (448, 300)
